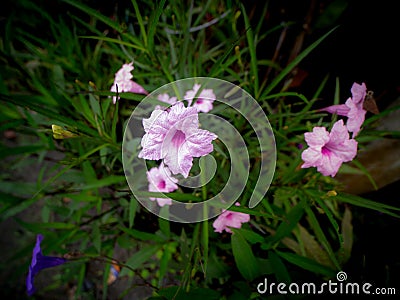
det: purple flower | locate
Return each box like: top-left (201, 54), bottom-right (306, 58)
top-left (26, 234), bottom-right (67, 296)
top-left (213, 202), bottom-right (250, 234)
top-left (110, 62), bottom-right (148, 104)
top-left (184, 83), bottom-right (216, 113)
top-left (301, 119), bottom-right (358, 177)
top-left (147, 163), bottom-right (178, 207)
top-left (155, 93), bottom-right (178, 110)
top-left (138, 102), bottom-right (217, 178)
top-left (320, 82), bottom-right (367, 137)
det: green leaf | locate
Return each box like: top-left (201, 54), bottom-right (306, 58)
top-left (118, 225), bottom-right (166, 243)
top-left (238, 228), bottom-right (265, 244)
top-left (15, 219), bottom-right (77, 232)
top-left (307, 189), bottom-right (400, 218)
top-left (147, 0), bottom-right (166, 53)
top-left (261, 26), bottom-right (338, 98)
top-left (73, 175), bottom-right (126, 190)
top-left (120, 244), bottom-right (161, 276)
top-left (129, 197), bottom-right (138, 228)
top-left (1, 94), bottom-right (98, 137)
top-left (276, 250), bottom-right (337, 278)
top-left (241, 3), bottom-right (259, 97)
top-left (266, 198), bottom-right (306, 246)
top-left (304, 205), bottom-right (340, 270)
top-left (340, 206), bottom-right (353, 264)
top-left (231, 229), bottom-right (260, 281)
top-left (269, 251), bottom-right (291, 283)
top-left (0, 145), bottom-right (46, 159)
top-left (92, 225), bottom-right (101, 253)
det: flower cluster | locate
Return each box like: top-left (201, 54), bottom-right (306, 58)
top-left (319, 82), bottom-right (367, 137)
top-left (133, 79), bottom-right (250, 234)
top-left (301, 82), bottom-right (367, 177)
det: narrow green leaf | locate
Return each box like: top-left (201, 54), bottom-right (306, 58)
top-left (269, 251), bottom-right (291, 283)
top-left (276, 251), bottom-right (337, 278)
top-left (147, 0), bottom-right (166, 53)
top-left (129, 197), bottom-right (138, 228)
top-left (340, 206), bottom-right (353, 264)
top-left (118, 225), bottom-right (166, 243)
top-left (304, 205), bottom-right (340, 270)
top-left (158, 217), bottom-right (170, 238)
top-left (231, 229), bottom-right (260, 281)
top-left (74, 175), bottom-right (126, 190)
top-left (131, 0), bottom-right (147, 46)
top-left (120, 244), bottom-right (161, 276)
top-left (241, 3), bottom-right (259, 97)
top-left (261, 26), bottom-right (338, 98)
top-left (92, 225), bottom-right (101, 253)
top-left (267, 198), bottom-right (306, 245)
top-left (0, 145), bottom-right (45, 159)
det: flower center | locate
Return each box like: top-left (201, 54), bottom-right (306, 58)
top-left (157, 180), bottom-right (166, 190)
top-left (171, 130), bottom-right (186, 148)
top-left (196, 99), bottom-right (203, 104)
top-left (321, 146), bottom-right (331, 156)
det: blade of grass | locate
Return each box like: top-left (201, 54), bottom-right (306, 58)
top-left (260, 26), bottom-right (338, 99)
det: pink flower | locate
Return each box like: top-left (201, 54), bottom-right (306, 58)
top-left (138, 102), bottom-right (218, 178)
top-left (155, 93), bottom-right (178, 110)
top-left (301, 119), bottom-right (358, 177)
top-left (320, 82), bottom-right (367, 137)
top-left (184, 83), bottom-right (216, 113)
top-left (213, 202), bottom-right (250, 234)
top-left (147, 163), bottom-right (178, 207)
top-left (110, 62), bottom-right (148, 104)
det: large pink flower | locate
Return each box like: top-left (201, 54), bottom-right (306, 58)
top-left (138, 102), bottom-right (218, 177)
top-left (301, 119), bottom-right (358, 177)
top-left (184, 83), bottom-right (216, 113)
top-left (213, 202), bottom-right (250, 234)
top-left (320, 82), bottom-right (367, 137)
top-left (147, 163), bottom-right (178, 207)
top-left (110, 62), bottom-right (148, 104)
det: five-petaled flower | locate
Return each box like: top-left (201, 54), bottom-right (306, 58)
top-left (147, 163), bottom-right (178, 207)
top-left (320, 82), bottom-right (367, 137)
top-left (301, 119), bottom-right (358, 177)
top-left (110, 62), bottom-right (148, 104)
top-left (26, 234), bottom-right (67, 296)
top-left (138, 102), bottom-right (218, 178)
top-left (213, 202), bottom-right (251, 234)
top-left (184, 83), bottom-right (216, 113)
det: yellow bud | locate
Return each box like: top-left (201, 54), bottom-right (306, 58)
top-left (51, 125), bottom-right (78, 139)
top-left (326, 190), bottom-right (337, 197)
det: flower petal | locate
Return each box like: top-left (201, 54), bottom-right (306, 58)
top-left (317, 152), bottom-right (343, 177)
top-left (186, 129), bottom-right (218, 157)
top-left (304, 127), bottom-right (330, 148)
top-left (345, 98), bottom-right (366, 137)
top-left (129, 80), bottom-right (148, 95)
top-left (301, 147), bottom-right (323, 168)
top-left (350, 82), bottom-right (367, 105)
top-left (319, 103), bottom-right (350, 116)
